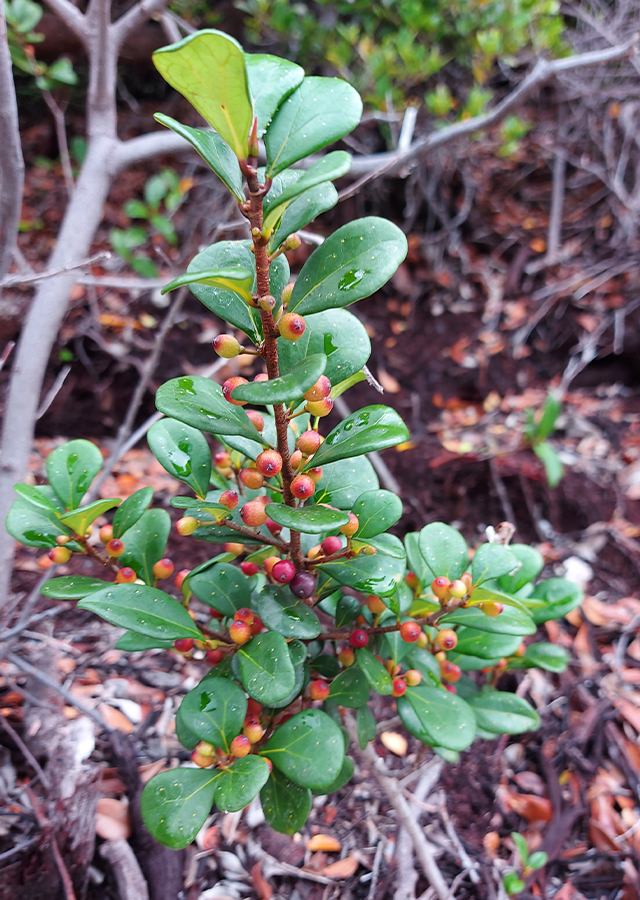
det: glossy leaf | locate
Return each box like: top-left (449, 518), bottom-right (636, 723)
top-left (265, 502), bottom-right (349, 534)
top-left (265, 76), bottom-right (362, 176)
top-left (141, 767), bottom-right (220, 849)
top-left (404, 646), bottom-right (441, 684)
top-left (305, 405), bottom-right (409, 469)
top-left (112, 486), bottom-right (153, 539)
top-left (468, 585), bottom-right (533, 614)
top-left (245, 53), bottom-right (304, 137)
top-left (498, 544), bottom-right (544, 594)
top-left (263, 151), bottom-right (351, 230)
top-left (153, 114), bottom-right (243, 199)
top-left (510, 642), bottom-right (569, 672)
top-left (178, 676), bottom-right (247, 752)
top-left (366, 533), bottom-right (406, 560)
top-left (289, 218), bottom-right (407, 316)
top-left (398, 684), bottom-right (476, 751)
top-left (404, 532), bottom-right (435, 589)
top-left (335, 594), bottom-right (362, 628)
top-left (466, 690), bottom-right (540, 734)
top-left (119, 509), bottom-right (171, 585)
top-left (316, 550), bottom-right (405, 597)
top-left (153, 30), bottom-right (252, 158)
top-left (439, 605), bottom-right (536, 636)
top-left (156, 376), bottom-right (268, 444)
top-left (278, 309), bottom-right (371, 385)
top-left (313, 456), bottom-right (378, 509)
top-left (268, 183), bottom-right (339, 251)
top-left (257, 586), bottom-right (321, 639)
top-left (328, 667), bottom-right (370, 707)
top-left (115, 632), bottom-right (173, 651)
top-left (161, 267), bottom-right (253, 300)
top-left (230, 354), bottom-right (327, 405)
top-left (238, 632), bottom-right (296, 704)
top-left (311, 756), bottom-right (354, 795)
top-left (419, 523), bottom-right (468, 580)
top-left (261, 708), bottom-right (344, 789)
top-left (356, 648), bottom-right (393, 695)
top-left (356, 705), bottom-right (376, 749)
top-left (380, 623), bottom-right (414, 665)
top-left (13, 484), bottom-right (58, 511)
top-left (6, 491), bottom-right (73, 548)
top-left (471, 543), bottom-right (518, 586)
top-left (59, 498), bottom-right (121, 535)
top-left (386, 580), bottom-right (413, 616)
top-left (528, 577), bottom-right (583, 624)
top-left (309, 655), bottom-right (340, 678)
top-left (189, 563), bottom-right (252, 617)
top-left (40, 576), bottom-right (111, 599)
top-left (453, 626), bottom-right (524, 660)
top-left (78, 584), bottom-right (204, 640)
top-left (148, 419), bottom-right (211, 499)
top-left (447, 651), bottom-right (502, 672)
top-left (46, 439), bottom-right (102, 510)
top-left (214, 755), bottom-right (270, 812)
top-left (352, 490), bottom-right (403, 539)
top-left (260, 768), bottom-right (312, 834)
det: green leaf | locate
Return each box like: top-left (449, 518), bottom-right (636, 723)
top-left (238, 632), bottom-right (296, 704)
top-left (310, 655), bottom-right (340, 678)
top-left (398, 685), bottom-right (476, 751)
top-left (78, 584), bottom-right (204, 640)
top-left (366, 533), bottom-right (406, 559)
top-left (161, 267), bottom-right (253, 300)
top-left (260, 768), bottom-right (312, 834)
top-left (112, 487), bottom-right (154, 539)
top-left (245, 53), bottom-right (304, 138)
top-left (177, 676), bottom-right (247, 752)
top-left (335, 594), bottom-right (362, 628)
top-left (316, 550), bottom-right (405, 597)
top-left (498, 544), bottom-right (543, 594)
top-left (263, 151), bottom-right (351, 231)
top-left (40, 576), bottom-right (111, 599)
top-left (512, 831), bottom-right (529, 863)
top-left (356, 705), bottom-right (376, 749)
top-left (152, 30), bottom-right (252, 158)
top-left (257, 586), bottom-right (321, 639)
top-left (46, 439), bottom-right (103, 509)
top-left (47, 56), bottom-right (77, 85)
top-left (356, 648), bottom-right (393, 695)
top-left (214, 755), bottom-right (270, 812)
top-left (288, 218), bottom-right (408, 316)
top-left (156, 376), bottom-right (267, 444)
top-left (446, 652), bottom-right (502, 672)
top-left (404, 646), bottom-right (441, 684)
top-left (312, 756), bottom-right (354, 795)
top-left (386, 581), bottom-right (413, 616)
top-left (141, 767), bottom-right (220, 849)
top-left (534, 440), bottom-right (564, 487)
top-left (404, 532), bottom-right (435, 589)
top-left (439, 606), bottom-right (536, 636)
top-left (261, 708), bottom-right (345, 789)
top-left (189, 563), bottom-right (252, 617)
top-left (305, 405), bottom-right (409, 469)
top-left (115, 632), bottom-right (173, 651)
top-left (352, 490), bottom-right (403, 539)
top-left (119, 509), bottom-right (170, 585)
top-left (124, 199), bottom-right (149, 218)
top-left (13, 484), bottom-right (59, 511)
top-left (230, 354), bottom-right (327, 405)
top-left (148, 419), bottom-right (211, 499)
top-left (381, 625), bottom-right (416, 666)
top-left (468, 585), bottom-right (533, 614)
top-left (328, 667), bottom-right (370, 707)
top-left (268, 183), bottom-right (339, 251)
top-left (536, 395), bottom-right (562, 441)
top-left (278, 309), bottom-right (371, 385)
top-left (6, 491), bottom-right (72, 549)
top-left (265, 76), bottom-right (362, 177)
top-left (503, 872), bottom-right (525, 895)
top-left (527, 851), bottom-right (548, 871)
top-left (418, 523), bottom-right (468, 580)
top-left (153, 114), bottom-right (243, 199)
top-left (266, 502), bottom-right (349, 534)
top-left (452, 626), bottom-right (523, 660)
top-left (528, 577), bottom-right (583, 624)
top-left (471, 543), bottom-right (518, 586)
top-left (516, 642), bottom-right (569, 672)
top-left (313, 456), bottom-right (378, 509)
top-left (467, 690), bottom-right (540, 734)
top-left (59, 498), bottom-right (120, 535)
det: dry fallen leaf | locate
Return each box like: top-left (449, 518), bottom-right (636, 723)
top-left (251, 860), bottom-right (273, 900)
top-left (96, 797), bottom-right (131, 840)
top-left (321, 855), bottom-right (359, 878)
top-left (380, 731), bottom-right (408, 756)
top-left (306, 834), bottom-right (342, 852)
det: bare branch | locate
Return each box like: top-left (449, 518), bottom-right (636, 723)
top-left (41, 0), bottom-right (88, 45)
top-left (112, 0), bottom-right (171, 50)
top-left (112, 129), bottom-right (191, 171)
top-left (0, 0), bottom-right (25, 284)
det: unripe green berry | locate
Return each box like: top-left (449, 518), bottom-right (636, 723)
top-left (305, 397), bottom-right (333, 417)
top-left (449, 579), bottom-right (467, 599)
top-left (285, 233), bottom-right (302, 250)
top-left (213, 334), bottom-right (241, 358)
top-left (48, 546), bottom-right (71, 564)
top-left (415, 631), bottom-right (428, 649)
top-left (176, 516), bottom-right (198, 536)
top-left (280, 282), bottom-right (294, 308)
top-left (279, 313), bottom-right (306, 341)
top-left (259, 294), bottom-right (276, 311)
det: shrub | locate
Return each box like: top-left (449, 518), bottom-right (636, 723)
top-left (7, 31), bottom-right (580, 848)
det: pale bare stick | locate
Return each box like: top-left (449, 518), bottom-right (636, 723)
top-left (0, 0), bottom-right (25, 285)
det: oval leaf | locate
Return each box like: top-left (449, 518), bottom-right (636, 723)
top-left (498, 544), bottom-right (544, 594)
top-left (148, 419), bottom-right (211, 499)
top-left (119, 508), bottom-right (171, 585)
top-left (453, 626), bottom-right (523, 660)
top-left (466, 690), bottom-right (540, 734)
top-left (14, 484), bottom-right (58, 511)
top-left (471, 543), bottom-right (518, 586)
top-left (6, 492), bottom-right (72, 549)
top-left (263, 151), bottom-right (351, 230)
top-left (305, 405), bottom-right (409, 469)
top-left (237, 631), bottom-right (296, 704)
top-left (115, 632), bottom-right (174, 651)
top-left (260, 768), bottom-right (312, 834)
top-left (266, 502), bottom-right (349, 534)
top-left (352, 489), bottom-right (403, 540)
top-left (398, 684), bottom-right (476, 751)
top-left (517, 642), bottom-right (569, 672)
top-left (528, 577), bottom-right (583, 624)
top-left (214, 755), bottom-right (270, 812)
top-left (178, 676), bottom-right (247, 752)
top-left (327, 667), bottom-right (370, 708)
top-left (189, 563), bottom-right (252, 617)
top-left (46, 439), bottom-right (103, 509)
top-left (316, 551), bottom-right (404, 597)
top-left (356, 648), bottom-right (393, 695)
top-left (112, 486), bottom-right (153, 539)
top-left (245, 53), bottom-right (304, 138)
top-left (261, 708), bottom-right (344, 789)
top-left (313, 456), bottom-right (378, 509)
top-left (278, 308), bottom-right (371, 385)
top-left (257, 586), bottom-right (321, 639)
top-left (40, 576), bottom-right (111, 599)
top-left (141, 768), bottom-right (220, 849)
top-left (418, 523), bottom-right (468, 581)
top-left (311, 756), bottom-right (355, 795)
top-left (231, 354), bottom-right (327, 405)
top-left (268, 182), bottom-right (338, 250)
top-left (78, 584), bottom-right (204, 641)
top-left (439, 605), bottom-right (536, 636)
top-left (356, 705), bottom-right (376, 749)
top-left (161, 267), bottom-right (253, 300)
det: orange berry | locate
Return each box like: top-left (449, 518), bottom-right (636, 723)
top-left (431, 577), bottom-right (451, 600)
top-left (242, 717), bottom-right (264, 743)
top-left (246, 410), bottom-right (265, 432)
top-left (309, 680), bottom-right (330, 701)
top-left (239, 468), bottom-right (265, 490)
top-left (263, 556), bottom-right (280, 574)
top-left (339, 513), bottom-right (359, 537)
top-left (241, 500), bottom-right (268, 528)
top-left (481, 602), bottom-right (503, 617)
top-left (230, 735), bottom-right (251, 757)
top-left (48, 546), bottom-right (71, 564)
top-left (234, 608), bottom-right (255, 626)
top-left (99, 524), bottom-right (113, 544)
top-left (404, 670), bottom-right (422, 686)
top-left (303, 376), bottom-right (331, 402)
top-left (400, 621), bottom-right (421, 643)
top-left (106, 539), bottom-right (125, 558)
top-left (229, 620), bottom-right (252, 645)
top-left (115, 567), bottom-right (137, 583)
top-left (297, 430), bottom-right (322, 455)
top-left (435, 629), bottom-right (458, 651)
top-left (224, 542), bottom-right (244, 555)
top-left (366, 595), bottom-right (386, 615)
top-left (279, 313), bottom-right (306, 341)
top-left (219, 490), bottom-right (239, 510)
top-left (338, 648), bottom-right (355, 667)
top-left (153, 558), bottom-right (174, 580)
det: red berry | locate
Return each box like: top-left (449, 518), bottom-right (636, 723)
top-left (349, 629), bottom-right (369, 648)
top-left (263, 757), bottom-right (273, 773)
top-left (176, 516), bottom-right (198, 535)
top-left (256, 450), bottom-right (283, 477)
top-left (175, 568), bottom-right (190, 589)
top-left (297, 430), bottom-right (322, 456)
top-left (229, 620), bottom-right (252, 644)
top-left (263, 557), bottom-right (280, 574)
top-left (392, 678), bottom-right (407, 697)
top-left (436, 629), bottom-right (458, 651)
top-left (241, 500), bottom-right (267, 528)
top-left (305, 397), bottom-right (333, 418)
top-left (309, 680), bottom-right (330, 701)
top-left (246, 410), bottom-right (265, 432)
top-left (153, 558), bottom-right (174, 580)
top-left (405, 571), bottom-right (419, 589)
top-left (246, 698), bottom-right (262, 717)
top-left (219, 489), bottom-right (239, 510)
top-left (400, 621), bottom-right (421, 643)
top-left (291, 474), bottom-right (315, 499)
top-left (440, 660), bottom-right (461, 683)
top-left (106, 539), bottom-right (125, 558)
top-left (230, 735), bottom-right (251, 757)
top-left (213, 334), bottom-right (241, 358)
top-left (240, 561), bottom-right (259, 576)
top-left (279, 313), bottom-right (306, 341)
top-left (99, 524), bottom-right (113, 544)
top-left (222, 376), bottom-right (248, 405)
top-left (339, 513), bottom-right (359, 537)
top-left (209, 608), bottom-right (224, 620)
top-left (48, 546), bottom-right (71, 564)
top-left (266, 518), bottom-right (282, 536)
top-left (242, 717), bottom-right (264, 743)
top-left (174, 638), bottom-right (194, 653)
top-left (254, 373), bottom-right (268, 382)
top-left (272, 559), bottom-right (296, 584)
top-left (290, 571), bottom-right (316, 599)
top-left (250, 615), bottom-right (264, 635)
top-left (239, 468), bottom-right (265, 490)
top-left (303, 376), bottom-right (332, 402)
top-left (444, 683), bottom-right (457, 694)
top-left (206, 648), bottom-right (224, 666)
top-left (321, 536), bottom-right (343, 556)
top-left (116, 567), bottom-right (137, 583)
top-left (234, 608), bottom-right (255, 626)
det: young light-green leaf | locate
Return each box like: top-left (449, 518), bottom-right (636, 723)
top-left (112, 486), bottom-right (153, 540)
top-left (141, 768), bottom-right (220, 850)
top-left (237, 632), bottom-right (296, 705)
top-left (418, 523), bottom-right (468, 581)
top-left (6, 492), bottom-right (73, 549)
top-left (148, 419), bottom-right (211, 499)
top-left (161, 267), bottom-right (254, 300)
top-left (46, 439), bottom-right (103, 510)
top-left (13, 484), bottom-right (58, 511)
top-left (230, 354), bottom-right (327, 405)
top-left (245, 53), bottom-right (304, 137)
top-left (257, 586), bottom-right (321, 639)
top-left (352, 489), bottom-right (403, 539)
top-left (261, 708), bottom-right (345, 789)
top-left (78, 584), bottom-right (204, 641)
top-left (304, 405), bottom-right (409, 469)
top-left (119, 508), bottom-right (171, 585)
top-left (152, 30), bottom-right (252, 158)
top-left (214, 755), bottom-right (270, 813)
top-left (265, 76), bottom-right (362, 176)
top-left (265, 502), bottom-right (349, 534)
top-left (288, 218), bottom-right (408, 316)
top-left (58, 498), bottom-right (120, 536)
top-left (260, 768), bottom-right (312, 834)
top-left (177, 676), bottom-right (247, 752)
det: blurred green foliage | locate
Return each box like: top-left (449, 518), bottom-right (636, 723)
top-left (6, 0), bottom-right (78, 90)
